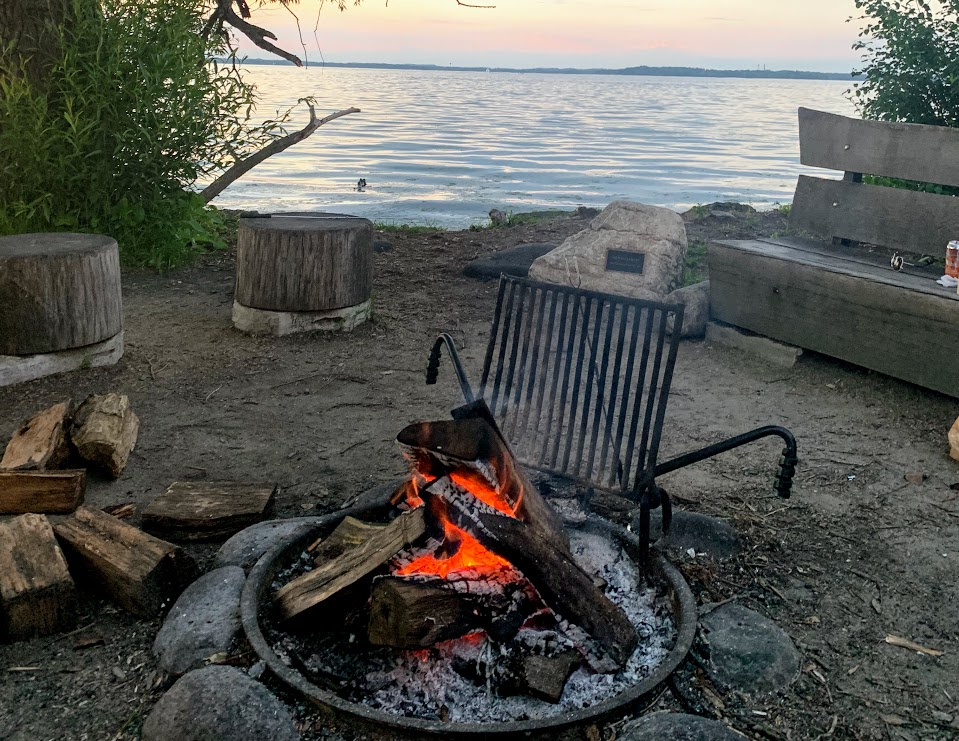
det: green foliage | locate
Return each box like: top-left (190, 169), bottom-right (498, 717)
top-left (863, 174), bottom-right (959, 196)
top-left (773, 202), bottom-right (792, 216)
top-left (0, 0), bottom-right (293, 268)
top-left (682, 239), bottom-right (709, 287)
top-left (688, 204), bottom-right (711, 219)
top-left (375, 222), bottom-right (445, 234)
top-left (850, 0), bottom-right (959, 127)
top-left (468, 208), bottom-right (577, 230)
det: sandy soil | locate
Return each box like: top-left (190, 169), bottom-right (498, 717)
top-left (1, 208), bottom-right (957, 741)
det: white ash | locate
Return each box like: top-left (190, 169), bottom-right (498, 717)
top-left (286, 529), bottom-right (675, 723)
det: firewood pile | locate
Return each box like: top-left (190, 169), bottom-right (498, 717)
top-left (0, 393), bottom-right (283, 642)
top-left (271, 414), bottom-right (650, 706)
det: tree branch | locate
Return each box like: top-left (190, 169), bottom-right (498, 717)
top-left (200, 104), bottom-right (361, 202)
top-left (218, 0), bottom-right (304, 67)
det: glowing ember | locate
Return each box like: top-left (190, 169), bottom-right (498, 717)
top-left (448, 469), bottom-right (519, 517)
top-left (396, 520), bottom-right (514, 579)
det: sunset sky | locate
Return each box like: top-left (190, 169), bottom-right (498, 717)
top-left (237, 0), bottom-right (863, 72)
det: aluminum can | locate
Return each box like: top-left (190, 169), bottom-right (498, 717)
top-left (948, 241), bottom-right (959, 279)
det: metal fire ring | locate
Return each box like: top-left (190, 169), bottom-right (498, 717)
top-left (241, 511), bottom-right (697, 739)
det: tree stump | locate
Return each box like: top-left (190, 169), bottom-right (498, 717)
top-left (233, 214), bottom-right (373, 335)
top-left (0, 233), bottom-right (123, 386)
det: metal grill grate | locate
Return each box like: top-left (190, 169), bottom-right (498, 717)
top-left (476, 276), bottom-right (684, 492)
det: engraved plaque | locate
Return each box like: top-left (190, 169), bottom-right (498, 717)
top-left (605, 249), bottom-right (646, 275)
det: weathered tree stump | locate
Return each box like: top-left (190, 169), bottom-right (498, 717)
top-left (233, 214), bottom-right (373, 335)
top-left (0, 233), bottom-right (123, 386)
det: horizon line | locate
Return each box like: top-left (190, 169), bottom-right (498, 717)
top-left (226, 57), bottom-right (856, 80)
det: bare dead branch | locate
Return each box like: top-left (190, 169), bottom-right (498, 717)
top-left (200, 104), bottom-right (361, 202)
top-left (218, 0), bottom-right (304, 67)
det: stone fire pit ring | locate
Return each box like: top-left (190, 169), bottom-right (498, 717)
top-left (241, 512), bottom-right (697, 739)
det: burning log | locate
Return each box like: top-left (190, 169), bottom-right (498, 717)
top-left (368, 576), bottom-right (489, 649)
top-left (275, 508), bottom-right (426, 622)
top-left (311, 516), bottom-right (387, 563)
top-left (397, 417), bottom-right (638, 671)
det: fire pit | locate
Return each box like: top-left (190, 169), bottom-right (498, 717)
top-left (241, 415), bottom-right (696, 738)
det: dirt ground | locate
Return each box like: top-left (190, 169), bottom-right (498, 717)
top-left (1, 207), bottom-right (957, 741)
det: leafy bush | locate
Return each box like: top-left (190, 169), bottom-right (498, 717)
top-left (851, 0), bottom-right (959, 127)
top-left (0, 0), bottom-right (288, 267)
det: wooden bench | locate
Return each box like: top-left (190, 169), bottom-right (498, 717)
top-left (709, 108), bottom-right (959, 397)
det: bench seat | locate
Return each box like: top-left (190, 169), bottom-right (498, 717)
top-left (709, 236), bottom-right (959, 397)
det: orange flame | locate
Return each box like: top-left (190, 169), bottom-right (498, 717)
top-left (397, 520), bottom-right (513, 578)
top-left (395, 460), bottom-right (525, 580)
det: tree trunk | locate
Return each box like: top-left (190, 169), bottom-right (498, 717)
top-left (0, 0), bottom-right (73, 86)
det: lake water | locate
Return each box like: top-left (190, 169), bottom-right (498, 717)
top-left (212, 66), bottom-right (854, 228)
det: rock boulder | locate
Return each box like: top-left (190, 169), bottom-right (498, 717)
top-left (529, 201), bottom-right (687, 300)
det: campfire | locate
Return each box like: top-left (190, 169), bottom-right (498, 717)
top-left (269, 409), bottom-right (676, 719)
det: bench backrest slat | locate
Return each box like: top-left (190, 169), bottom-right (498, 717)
top-left (798, 107), bottom-right (959, 188)
top-left (480, 275), bottom-right (683, 493)
top-left (790, 175), bottom-right (959, 254)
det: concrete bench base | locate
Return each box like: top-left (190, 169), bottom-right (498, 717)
top-left (232, 300), bottom-right (371, 336)
top-left (0, 332), bottom-right (124, 387)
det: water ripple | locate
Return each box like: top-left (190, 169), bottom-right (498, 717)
top-left (212, 67), bottom-right (854, 228)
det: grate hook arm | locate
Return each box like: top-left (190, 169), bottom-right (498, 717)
top-left (426, 333), bottom-right (476, 403)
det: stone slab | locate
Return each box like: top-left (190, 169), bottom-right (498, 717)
top-left (232, 299), bottom-right (371, 336)
top-left (705, 321), bottom-right (803, 368)
top-left (462, 243), bottom-right (557, 280)
top-left (698, 603), bottom-right (801, 695)
top-left (141, 665), bottom-right (299, 741)
top-left (0, 332), bottom-right (123, 388)
top-left (622, 712), bottom-right (745, 740)
top-left (153, 566), bottom-right (245, 675)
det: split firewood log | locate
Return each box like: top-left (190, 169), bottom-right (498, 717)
top-left (275, 508), bottom-right (426, 622)
top-left (0, 470), bottom-right (85, 514)
top-left (0, 513), bottom-right (77, 640)
top-left (1, 400), bottom-right (72, 471)
top-left (71, 393), bottom-right (139, 478)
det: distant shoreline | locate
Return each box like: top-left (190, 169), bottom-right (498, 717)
top-left (227, 57), bottom-right (854, 81)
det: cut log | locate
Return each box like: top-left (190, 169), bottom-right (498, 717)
top-left (311, 516), bottom-right (388, 563)
top-left (398, 416), bottom-right (637, 670)
top-left (0, 233), bottom-right (122, 355)
top-left (142, 482), bottom-right (276, 541)
top-left (368, 576), bottom-right (482, 648)
top-left (235, 215), bottom-right (373, 313)
top-left (275, 508), bottom-right (426, 622)
top-left (71, 393), bottom-right (139, 478)
top-left (0, 513), bottom-right (76, 640)
top-left (0, 470), bottom-right (85, 514)
top-left (1, 400), bottom-right (72, 470)
top-left (950, 416), bottom-right (959, 463)
top-left (53, 507), bottom-right (198, 617)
